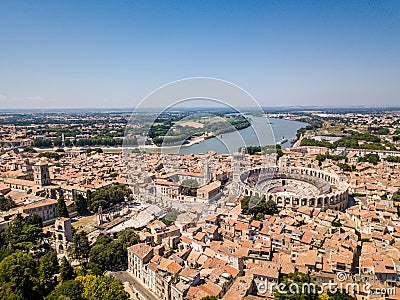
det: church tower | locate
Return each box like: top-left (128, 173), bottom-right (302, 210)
top-left (55, 217), bottom-right (72, 255)
top-left (33, 160), bottom-right (51, 186)
top-left (203, 159), bottom-right (212, 184)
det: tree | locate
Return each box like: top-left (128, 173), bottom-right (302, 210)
top-left (241, 196), bottom-right (278, 219)
top-left (89, 184), bottom-right (131, 212)
top-left (274, 272), bottom-right (317, 300)
top-left (59, 257), bottom-right (74, 282)
top-left (265, 199), bottom-right (278, 215)
top-left (88, 242), bottom-right (116, 274)
top-left (26, 214), bottom-right (43, 228)
top-left (86, 189), bottom-right (92, 207)
top-left (74, 194), bottom-right (88, 215)
top-left (57, 196), bottom-right (69, 218)
top-left (2, 214), bottom-right (43, 251)
top-left (39, 251), bottom-right (59, 287)
top-left (0, 282), bottom-right (24, 300)
top-left (88, 229), bottom-right (140, 273)
top-left (387, 156), bottom-right (400, 163)
top-left (38, 251), bottom-right (59, 288)
top-left (0, 252), bottom-right (41, 299)
top-left (180, 179), bottom-right (199, 196)
top-left (47, 280), bottom-right (84, 300)
top-left (38, 152), bottom-right (60, 160)
top-left (76, 275), bottom-right (129, 300)
top-left (68, 231), bottom-right (90, 264)
top-left (162, 209), bottom-right (180, 225)
top-left (0, 195), bottom-right (15, 211)
top-left (358, 154), bottom-right (380, 165)
top-left (0, 249), bottom-right (15, 263)
top-left (115, 228), bottom-right (140, 251)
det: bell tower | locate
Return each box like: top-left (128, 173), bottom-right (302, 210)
top-left (33, 159), bottom-right (50, 186)
top-left (55, 217), bottom-right (72, 255)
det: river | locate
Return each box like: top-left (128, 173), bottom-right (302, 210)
top-left (175, 116), bottom-right (307, 154)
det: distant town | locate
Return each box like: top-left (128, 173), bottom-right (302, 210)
top-left (1, 108), bottom-right (400, 299)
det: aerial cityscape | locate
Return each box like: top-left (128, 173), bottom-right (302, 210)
top-left (1, 1), bottom-right (400, 300)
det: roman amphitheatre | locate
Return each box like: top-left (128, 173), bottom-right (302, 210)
top-left (235, 166), bottom-right (349, 211)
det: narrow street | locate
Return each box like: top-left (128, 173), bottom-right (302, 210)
top-left (111, 270), bottom-right (159, 300)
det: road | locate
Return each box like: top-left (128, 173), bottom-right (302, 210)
top-left (111, 271), bottom-right (159, 300)
top-left (292, 135), bottom-right (304, 148)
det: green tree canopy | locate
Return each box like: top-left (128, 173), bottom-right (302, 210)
top-left (47, 280), bottom-right (84, 300)
top-left (74, 194), bottom-right (88, 215)
top-left (274, 272), bottom-right (317, 300)
top-left (88, 229), bottom-right (140, 273)
top-left (59, 257), bottom-right (74, 283)
top-left (180, 179), bottom-right (199, 196)
top-left (76, 275), bottom-right (129, 300)
top-left (39, 152), bottom-right (61, 160)
top-left (241, 196), bottom-right (278, 220)
top-left (57, 196), bottom-right (69, 218)
top-left (0, 252), bottom-right (41, 299)
top-left (358, 153), bottom-right (380, 165)
top-left (39, 251), bottom-right (59, 287)
top-left (89, 184), bottom-right (131, 212)
top-left (0, 195), bottom-right (16, 211)
top-left (387, 156), bottom-right (400, 163)
top-left (67, 231), bottom-right (90, 264)
top-left (1, 214), bottom-right (43, 251)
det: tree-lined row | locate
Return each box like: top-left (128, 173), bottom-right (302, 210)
top-left (300, 130), bottom-right (397, 151)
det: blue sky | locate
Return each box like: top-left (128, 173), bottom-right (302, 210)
top-left (0, 0), bottom-right (399, 109)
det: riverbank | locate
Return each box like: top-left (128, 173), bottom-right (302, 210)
top-left (138, 135), bottom-right (205, 150)
top-left (31, 117), bottom-right (307, 154)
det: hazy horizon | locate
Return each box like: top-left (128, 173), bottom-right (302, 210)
top-left (1, 105), bottom-right (400, 113)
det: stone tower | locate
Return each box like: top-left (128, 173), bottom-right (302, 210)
top-left (33, 160), bottom-right (50, 186)
top-left (55, 217), bottom-right (72, 254)
top-left (240, 146), bottom-right (246, 157)
top-left (22, 159), bottom-right (33, 180)
top-left (96, 206), bottom-right (103, 226)
top-left (232, 151), bottom-right (244, 185)
top-left (203, 159), bottom-right (212, 184)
